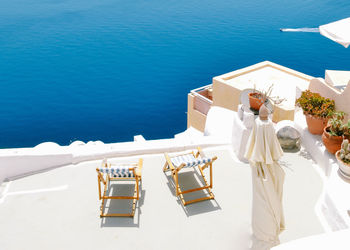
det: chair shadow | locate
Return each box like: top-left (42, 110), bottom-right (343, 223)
top-left (100, 181), bottom-right (145, 228)
top-left (163, 168), bottom-right (221, 217)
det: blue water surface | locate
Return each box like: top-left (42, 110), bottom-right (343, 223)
top-left (0, 0), bottom-right (349, 148)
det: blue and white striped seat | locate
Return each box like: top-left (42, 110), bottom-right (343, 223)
top-left (170, 154), bottom-right (211, 168)
top-left (99, 166), bottom-right (134, 178)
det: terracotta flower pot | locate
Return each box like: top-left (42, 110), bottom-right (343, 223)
top-left (305, 113), bottom-right (328, 135)
top-left (248, 92), bottom-right (264, 111)
top-left (322, 126), bottom-right (343, 154)
top-left (335, 150), bottom-right (350, 179)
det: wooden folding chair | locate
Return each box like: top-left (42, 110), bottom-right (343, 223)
top-left (96, 158), bottom-right (143, 217)
top-left (163, 147), bottom-right (217, 206)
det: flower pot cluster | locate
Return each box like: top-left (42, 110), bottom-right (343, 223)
top-left (296, 90), bottom-right (350, 155)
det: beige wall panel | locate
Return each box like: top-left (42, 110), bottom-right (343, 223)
top-left (187, 94), bottom-right (207, 132)
top-left (212, 80), bottom-right (239, 111)
top-left (309, 78), bottom-right (350, 121)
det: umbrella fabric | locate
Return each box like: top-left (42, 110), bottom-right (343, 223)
top-left (319, 17), bottom-right (350, 48)
top-left (244, 118), bottom-right (285, 250)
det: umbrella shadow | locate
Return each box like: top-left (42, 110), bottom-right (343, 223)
top-left (163, 168), bottom-right (221, 217)
top-left (100, 181), bottom-right (145, 228)
top-left (298, 148), bottom-right (313, 160)
top-left (278, 160), bottom-right (294, 172)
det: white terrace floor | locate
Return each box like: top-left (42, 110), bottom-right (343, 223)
top-left (0, 146), bottom-right (325, 250)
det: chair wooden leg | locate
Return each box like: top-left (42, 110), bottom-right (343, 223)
top-left (183, 196), bottom-right (214, 205)
top-left (210, 162), bottom-right (213, 188)
top-left (163, 162), bottom-right (170, 172)
top-left (100, 178), bottom-right (109, 217)
top-left (97, 175), bottom-right (102, 200)
top-left (136, 176), bottom-right (139, 200)
top-left (131, 180), bottom-right (138, 217)
top-left (198, 164), bottom-right (214, 198)
top-left (99, 176), bottom-right (141, 217)
top-left (174, 170), bottom-right (179, 196)
top-left (177, 186), bottom-right (187, 205)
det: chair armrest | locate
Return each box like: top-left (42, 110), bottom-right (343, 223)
top-left (196, 147), bottom-right (205, 158)
top-left (96, 169), bottom-right (106, 185)
top-left (164, 153), bottom-right (175, 171)
top-left (197, 147), bottom-right (217, 162)
top-left (136, 158), bottom-right (143, 177)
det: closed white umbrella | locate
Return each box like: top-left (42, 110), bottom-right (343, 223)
top-left (244, 116), bottom-right (285, 250)
top-left (319, 17), bottom-right (350, 48)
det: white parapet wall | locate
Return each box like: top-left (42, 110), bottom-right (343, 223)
top-left (0, 152), bottom-right (73, 185)
top-left (294, 110), bottom-right (336, 176)
top-left (294, 110), bottom-right (350, 230)
top-left (0, 136), bottom-right (229, 185)
top-left (0, 142), bottom-right (73, 184)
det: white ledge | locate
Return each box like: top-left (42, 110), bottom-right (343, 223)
top-left (0, 137), bottom-right (229, 184)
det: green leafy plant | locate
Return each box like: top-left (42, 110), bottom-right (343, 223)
top-left (339, 139), bottom-right (350, 164)
top-left (295, 90), bottom-right (335, 118)
top-left (343, 120), bottom-right (350, 139)
top-left (327, 111), bottom-right (345, 136)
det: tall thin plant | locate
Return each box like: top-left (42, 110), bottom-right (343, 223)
top-left (252, 84), bottom-right (285, 104)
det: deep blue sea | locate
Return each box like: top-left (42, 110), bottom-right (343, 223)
top-left (0, 0), bottom-right (349, 148)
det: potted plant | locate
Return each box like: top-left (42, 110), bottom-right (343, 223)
top-left (322, 111), bottom-right (345, 154)
top-left (248, 84), bottom-right (273, 111)
top-left (295, 90), bottom-right (335, 135)
top-left (342, 119), bottom-right (350, 140)
top-left (335, 139), bottom-right (350, 179)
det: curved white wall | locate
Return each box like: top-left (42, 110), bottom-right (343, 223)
top-left (0, 137), bottom-right (228, 184)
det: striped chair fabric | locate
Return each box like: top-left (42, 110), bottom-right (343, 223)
top-left (99, 166), bottom-right (134, 178)
top-left (171, 154), bottom-right (211, 168)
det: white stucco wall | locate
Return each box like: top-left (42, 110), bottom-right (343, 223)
top-left (0, 137), bottom-right (229, 184)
